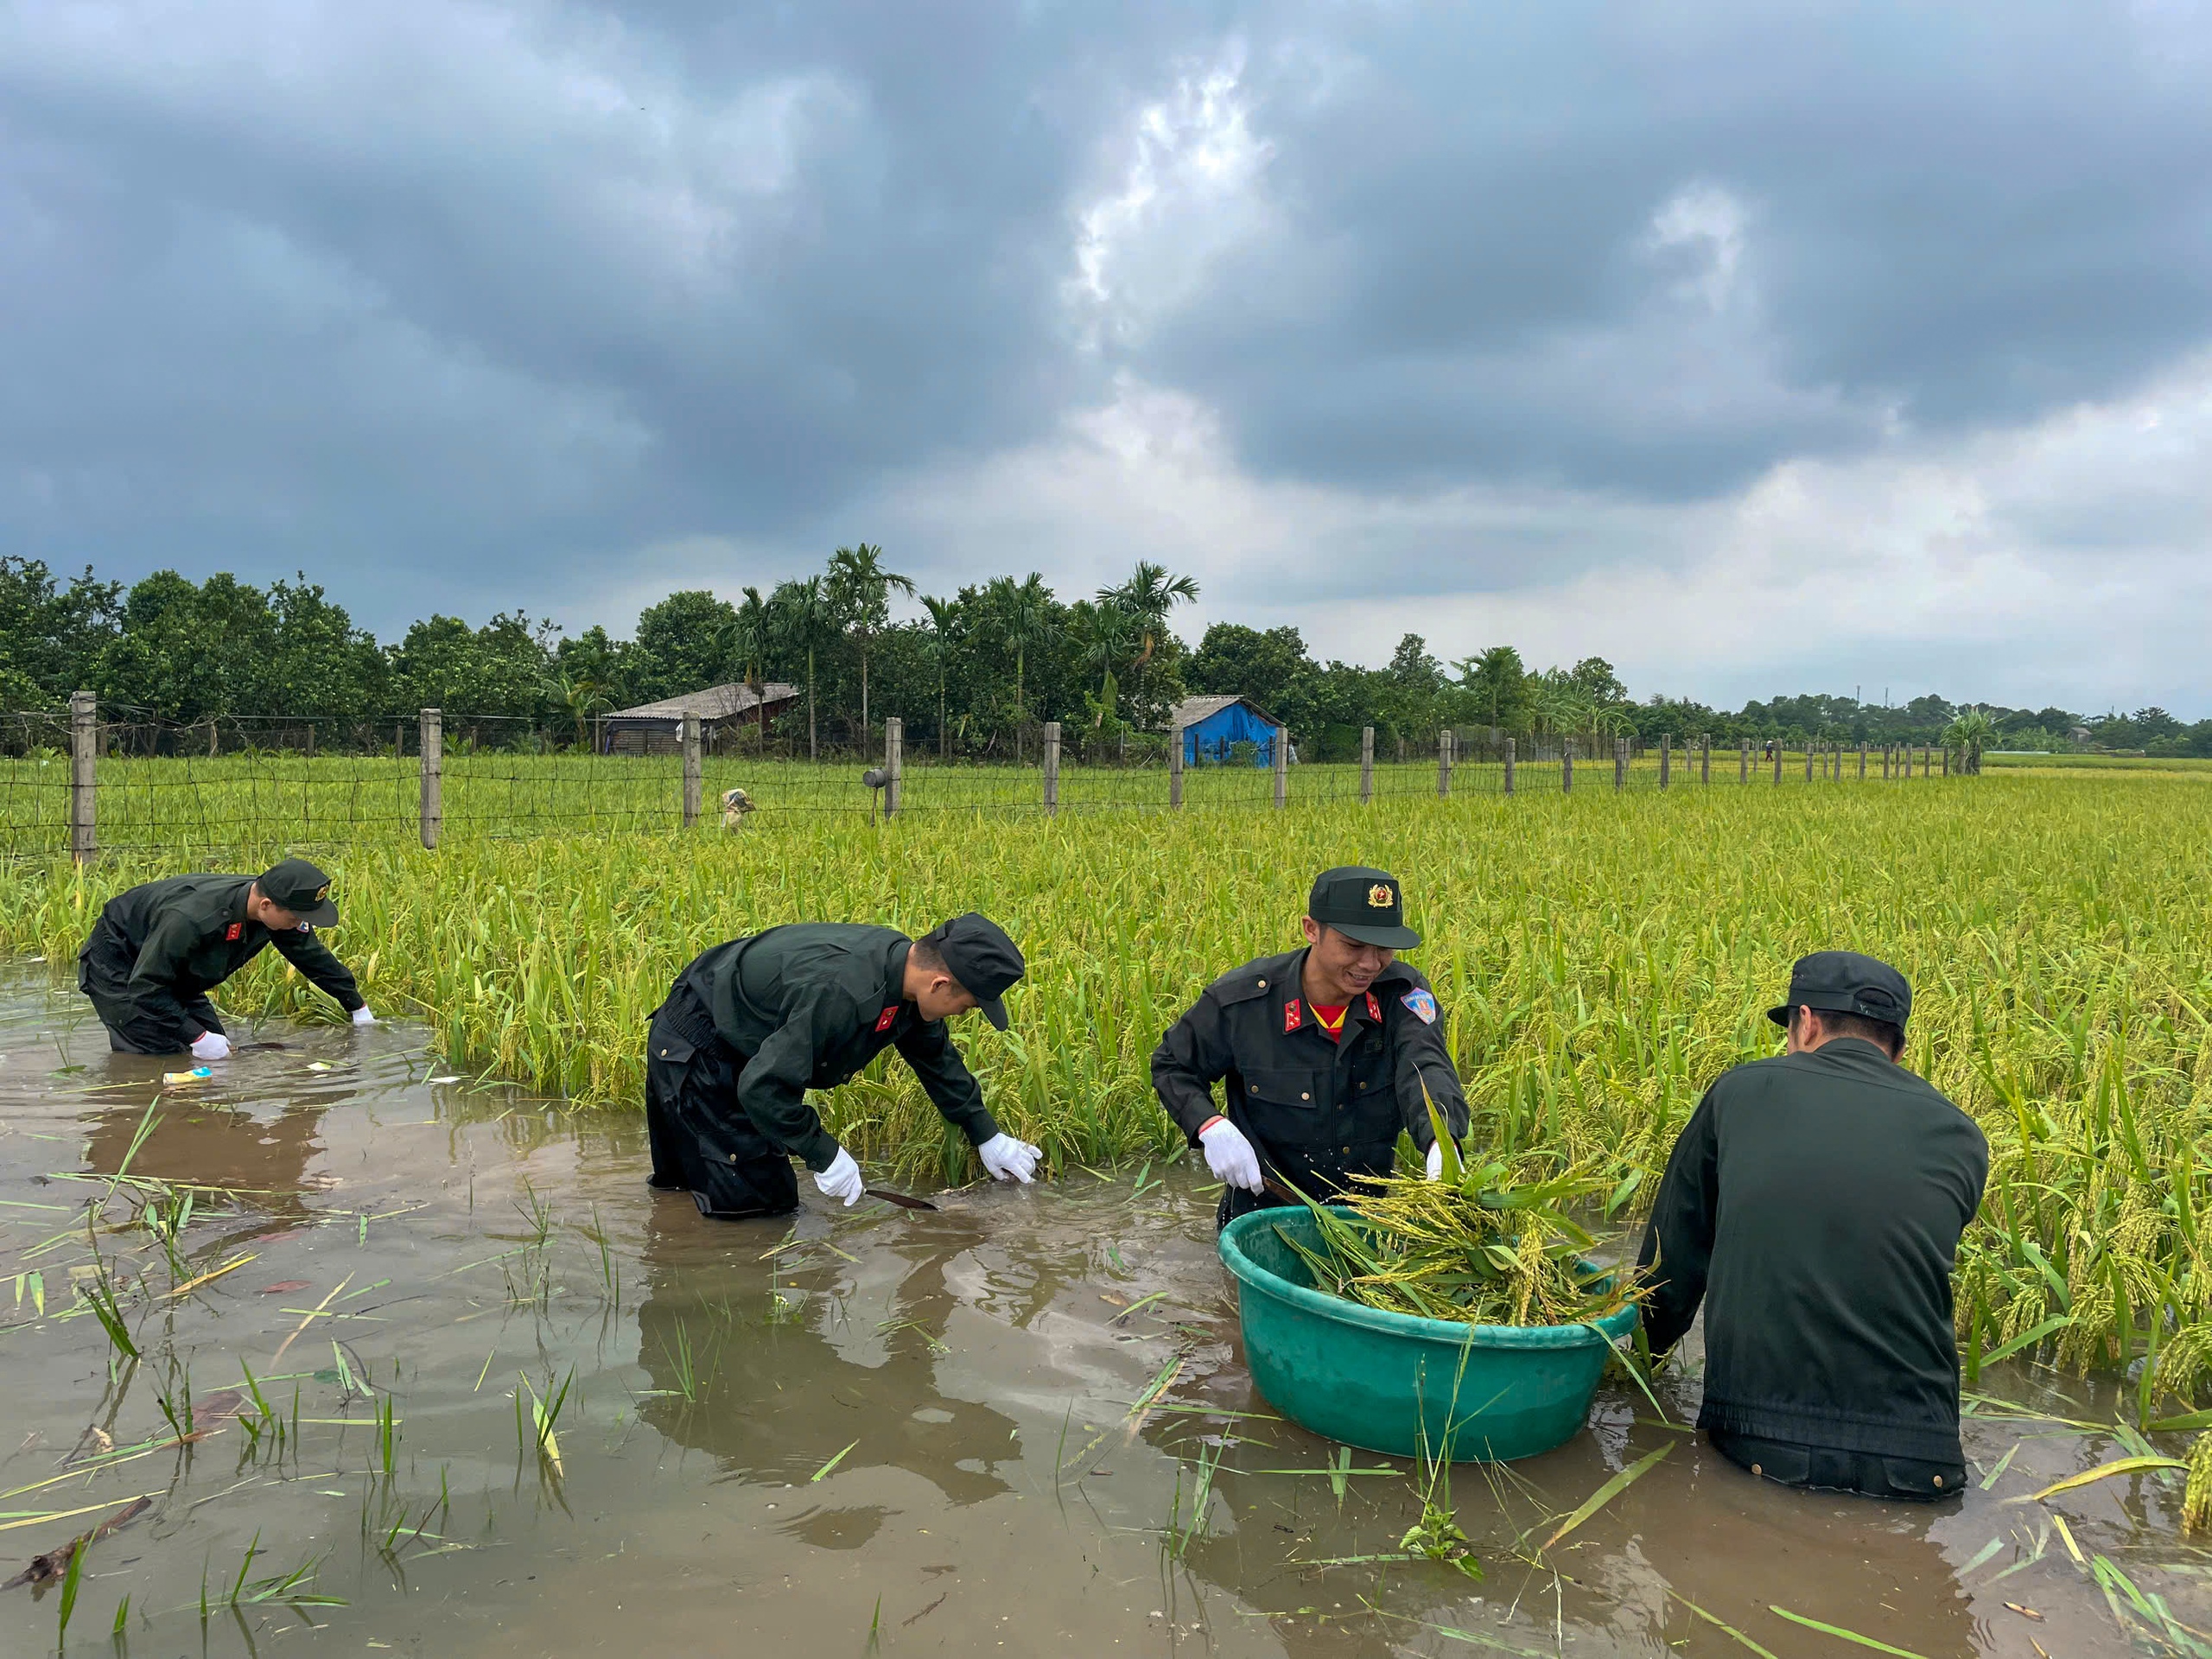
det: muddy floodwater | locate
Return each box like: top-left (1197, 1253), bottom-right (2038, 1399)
top-left (0, 974), bottom-right (2204, 1657)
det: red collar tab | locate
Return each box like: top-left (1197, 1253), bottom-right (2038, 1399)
top-left (1283, 997), bottom-right (1303, 1033)
top-left (225, 922), bottom-right (243, 943)
top-left (874, 1006), bottom-right (899, 1034)
top-left (1364, 991), bottom-right (1382, 1022)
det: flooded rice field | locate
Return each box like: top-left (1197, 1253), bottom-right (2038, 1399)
top-left (0, 972), bottom-right (2204, 1657)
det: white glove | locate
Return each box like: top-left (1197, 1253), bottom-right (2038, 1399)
top-left (351, 1006), bottom-right (376, 1027)
top-left (188, 1031), bottom-right (232, 1061)
top-left (976, 1132), bottom-right (1041, 1184)
top-left (1426, 1140), bottom-right (1447, 1181)
top-left (1198, 1118), bottom-right (1263, 1193)
top-left (813, 1147), bottom-right (864, 1207)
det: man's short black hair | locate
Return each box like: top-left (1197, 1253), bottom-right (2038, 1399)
top-left (911, 936), bottom-right (949, 975)
top-left (1796, 1005), bottom-right (1904, 1058)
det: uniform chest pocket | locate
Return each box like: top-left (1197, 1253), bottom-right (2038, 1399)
top-left (1242, 1067), bottom-right (1328, 1109)
top-left (651, 1035), bottom-right (698, 1066)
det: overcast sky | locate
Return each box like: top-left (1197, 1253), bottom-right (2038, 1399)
top-left (5, 1), bottom-right (2210, 712)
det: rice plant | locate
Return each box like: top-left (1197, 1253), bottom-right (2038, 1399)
top-left (6, 770), bottom-right (2212, 1432)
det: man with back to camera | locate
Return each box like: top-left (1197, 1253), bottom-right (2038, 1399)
top-left (1637, 951), bottom-right (1988, 1499)
top-left (644, 912), bottom-right (1042, 1218)
top-left (1150, 866), bottom-right (1471, 1230)
top-left (78, 857), bottom-right (374, 1057)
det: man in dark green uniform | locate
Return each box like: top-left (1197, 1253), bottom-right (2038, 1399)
top-left (645, 913), bottom-right (1039, 1218)
top-left (1637, 952), bottom-right (1988, 1499)
top-left (1152, 866), bottom-right (1471, 1230)
top-left (78, 858), bottom-right (372, 1058)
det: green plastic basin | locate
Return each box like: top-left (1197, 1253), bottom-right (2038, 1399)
top-left (1218, 1205), bottom-right (1637, 1462)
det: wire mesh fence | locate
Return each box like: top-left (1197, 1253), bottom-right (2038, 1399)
top-left (0, 701), bottom-right (1967, 862)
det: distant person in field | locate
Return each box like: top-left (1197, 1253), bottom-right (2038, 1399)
top-left (78, 858), bottom-right (374, 1057)
top-left (1150, 866), bottom-right (1470, 1231)
top-left (1637, 951), bottom-right (1988, 1500)
top-left (644, 914), bottom-right (1039, 1218)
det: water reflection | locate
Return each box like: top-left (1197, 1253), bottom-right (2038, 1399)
top-left (633, 1198), bottom-right (1020, 1508)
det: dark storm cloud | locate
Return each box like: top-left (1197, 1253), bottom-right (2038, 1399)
top-left (0, 0), bottom-right (2208, 631)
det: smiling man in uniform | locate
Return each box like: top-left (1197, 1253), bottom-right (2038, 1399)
top-left (1151, 866), bottom-right (1470, 1230)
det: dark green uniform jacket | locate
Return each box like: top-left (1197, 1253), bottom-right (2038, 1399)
top-left (1152, 949), bottom-right (1471, 1222)
top-left (1637, 1038), bottom-right (1989, 1464)
top-left (665, 923), bottom-right (1000, 1173)
top-left (79, 874), bottom-right (363, 1050)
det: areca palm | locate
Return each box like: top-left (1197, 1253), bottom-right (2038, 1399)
top-left (770, 576), bottom-right (835, 760)
top-left (723, 586), bottom-right (772, 694)
top-left (992, 573), bottom-right (1052, 762)
top-left (919, 594), bottom-right (961, 760)
top-left (1099, 561), bottom-right (1198, 724)
top-left (826, 543), bottom-right (913, 744)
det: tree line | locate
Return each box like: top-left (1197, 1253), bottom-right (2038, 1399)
top-left (3, 553), bottom-right (2201, 760)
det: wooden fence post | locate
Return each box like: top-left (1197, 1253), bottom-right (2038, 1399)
top-left (885, 717), bottom-right (903, 817)
top-left (1043, 721), bottom-right (1061, 817)
top-left (1503, 736), bottom-right (1515, 796)
top-left (1437, 728), bottom-right (1452, 798)
top-left (1273, 727), bottom-right (1288, 810)
top-left (418, 708), bottom-right (442, 849)
top-left (69, 690), bottom-right (97, 864)
top-left (1360, 726), bottom-right (1374, 804)
top-left (1168, 721), bottom-right (1184, 809)
top-left (681, 712), bottom-right (702, 827)
top-left (1660, 734), bottom-right (1671, 789)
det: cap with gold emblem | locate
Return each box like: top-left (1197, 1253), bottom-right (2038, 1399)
top-left (1306, 865), bottom-right (1421, 950)
top-left (258, 857), bottom-right (340, 927)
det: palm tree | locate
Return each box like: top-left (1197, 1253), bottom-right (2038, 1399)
top-left (992, 573), bottom-right (1052, 763)
top-left (1071, 601), bottom-right (1135, 758)
top-left (551, 671), bottom-right (607, 752)
top-left (724, 586), bottom-right (772, 693)
top-left (1100, 561), bottom-right (1198, 726)
top-left (826, 543), bottom-right (914, 745)
top-left (919, 594), bottom-right (961, 760)
top-left (1942, 708), bottom-right (1997, 775)
top-left (770, 576), bottom-right (835, 760)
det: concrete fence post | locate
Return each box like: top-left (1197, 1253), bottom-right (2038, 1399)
top-left (1273, 727), bottom-right (1288, 810)
top-left (1805, 745), bottom-right (1814, 783)
top-left (1563, 740), bottom-right (1573, 792)
top-left (681, 712), bottom-right (702, 827)
top-left (418, 708), bottom-right (442, 849)
top-left (1168, 722), bottom-right (1184, 809)
top-left (1437, 728), bottom-right (1452, 798)
top-left (69, 690), bottom-right (97, 864)
top-left (1503, 735), bottom-right (1516, 796)
top-left (1614, 736), bottom-right (1627, 791)
top-left (1700, 733), bottom-right (1711, 785)
top-left (884, 717), bottom-right (903, 817)
top-left (1772, 742), bottom-right (1783, 785)
top-left (1859, 740), bottom-right (1868, 780)
top-left (1043, 721), bottom-right (1061, 817)
top-left (1738, 738), bottom-right (1749, 784)
top-left (1359, 726), bottom-right (1374, 804)
top-left (1660, 734), bottom-right (1672, 789)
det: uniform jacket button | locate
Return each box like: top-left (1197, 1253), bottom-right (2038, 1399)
top-left (1300, 1092), bottom-right (1311, 1101)
top-left (1257, 979), bottom-right (1267, 988)
top-left (1249, 1084), bottom-right (1259, 1093)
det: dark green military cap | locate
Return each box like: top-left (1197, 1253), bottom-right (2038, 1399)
top-left (259, 857), bottom-right (339, 926)
top-left (1766, 950), bottom-right (1910, 1028)
top-left (1307, 866), bottom-right (1421, 950)
top-left (927, 912), bottom-right (1025, 1030)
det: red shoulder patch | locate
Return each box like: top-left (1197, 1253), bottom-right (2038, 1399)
top-left (1364, 992), bottom-right (1382, 1022)
top-left (225, 922), bottom-right (243, 942)
top-left (1283, 997), bottom-right (1302, 1033)
top-left (874, 1006), bottom-right (899, 1033)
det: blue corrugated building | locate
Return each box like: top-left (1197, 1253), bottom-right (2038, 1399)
top-left (1173, 695), bottom-right (1285, 766)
